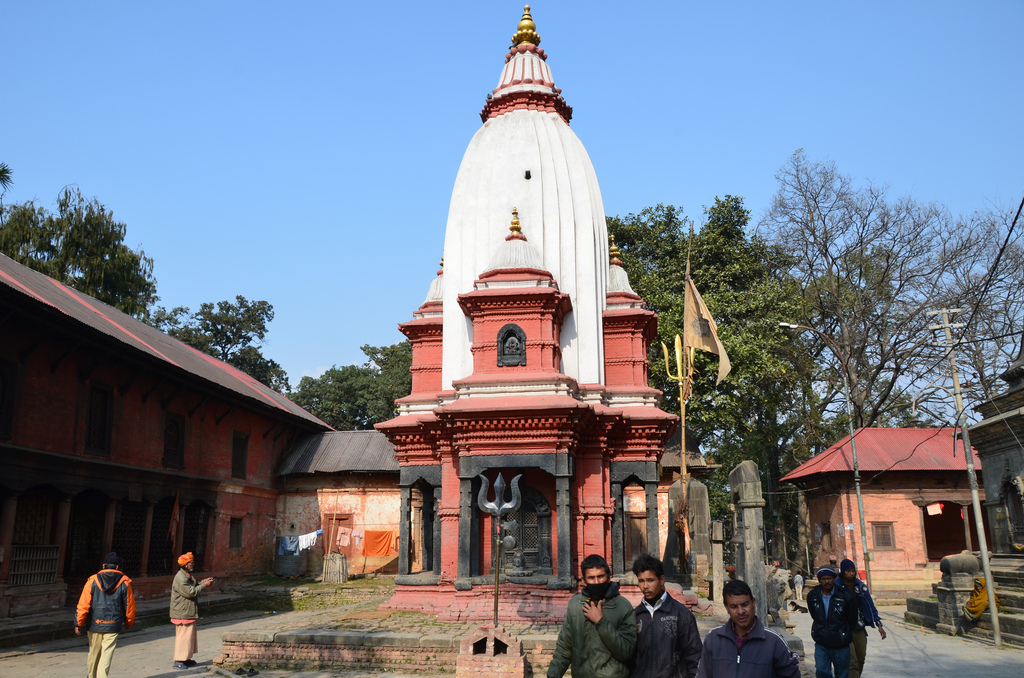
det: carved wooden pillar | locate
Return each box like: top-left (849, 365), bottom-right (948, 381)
top-left (610, 482), bottom-right (624, 575)
top-left (398, 485), bottom-right (412, 576)
top-left (457, 478), bottom-right (473, 582)
top-left (54, 497), bottom-right (73, 582)
top-left (139, 502), bottom-right (154, 578)
top-left (173, 506), bottom-right (185, 557)
top-left (432, 493), bottom-right (442, 575)
top-left (645, 481), bottom-right (660, 558)
top-left (555, 476), bottom-right (573, 583)
top-left (0, 494), bottom-right (19, 585)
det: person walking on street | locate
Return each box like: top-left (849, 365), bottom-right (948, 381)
top-left (75, 552), bottom-right (136, 678)
top-left (806, 566), bottom-right (857, 678)
top-left (630, 554), bottom-right (702, 678)
top-left (696, 579), bottom-right (800, 678)
top-left (547, 554), bottom-right (637, 678)
top-left (793, 572), bottom-right (805, 601)
top-left (839, 559), bottom-right (885, 678)
top-left (170, 551), bottom-right (214, 670)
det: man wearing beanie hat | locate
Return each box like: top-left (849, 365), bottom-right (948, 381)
top-left (806, 565), bottom-right (857, 678)
top-left (75, 552), bottom-right (135, 678)
top-left (839, 559), bottom-right (885, 678)
top-left (169, 552), bottom-right (215, 670)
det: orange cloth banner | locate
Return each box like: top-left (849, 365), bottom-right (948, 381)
top-left (362, 530), bottom-right (396, 557)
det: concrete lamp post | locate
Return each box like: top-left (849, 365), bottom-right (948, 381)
top-left (779, 322), bottom-right (873, 592)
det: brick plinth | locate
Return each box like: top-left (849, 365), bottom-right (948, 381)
top-left (456, 625), bottom-right (525, 678)
top-left (382, 584), bottom-right (574, 623)
top-left (219, 629), bottom-right (556, 674)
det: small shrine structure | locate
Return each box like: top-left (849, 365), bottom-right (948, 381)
top-left (376, 6), bottom-right (675, 621)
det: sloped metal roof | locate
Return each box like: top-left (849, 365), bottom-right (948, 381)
top-left (280, 430), bottom-right (399, 475)
top-left (781, 427), bottom-right (980, 483)
top-left (0, 253), bottom-right (328, 429)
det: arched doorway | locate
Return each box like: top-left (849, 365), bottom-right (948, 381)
top-left (147, 496), bottom-right (177, 576)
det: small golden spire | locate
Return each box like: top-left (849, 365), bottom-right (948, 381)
top-left (609, 235), bottom-right (622, 262)
top-left (512, 5), bottom-right (541, 46)
top-left (439, 256), bottom-right (445, 269)
top-left (510, 207), bottom-right (522, 235)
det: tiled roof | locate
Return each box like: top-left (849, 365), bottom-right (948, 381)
top-left (279, 430), bottom-right (399, 474)
top-left (0, 253), bottom-right (328, 429)
top-left (781, 427), bottom-right (980, 482)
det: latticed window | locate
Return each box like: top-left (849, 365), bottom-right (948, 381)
top-left (163, 414), bottom-right (185, 469)
top-left (231, 432), bottom-right (248, 479)
top-left (86, 384), bottom-right (112, 455)
top-left (229, 517), bottom-right (243, 549)
top-left (872, 522), bottom-right (896, 549)
top-left (110, 501), bottom-right (146, 576)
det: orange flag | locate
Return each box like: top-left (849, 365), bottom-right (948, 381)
top-left (683, 260), bottom-right (731, 384)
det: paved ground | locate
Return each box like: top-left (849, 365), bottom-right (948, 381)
top-left (788, 603), bottom-right (1023, 677)
top-left (1, 599), bottom-right (1021, 678)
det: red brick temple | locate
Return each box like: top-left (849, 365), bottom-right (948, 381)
top-left (376, 7), bottom-right (676, 622)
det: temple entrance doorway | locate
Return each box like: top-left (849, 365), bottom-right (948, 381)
top-left (501, 485), bottom-right (552, 575)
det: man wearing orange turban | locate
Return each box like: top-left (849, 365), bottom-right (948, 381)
top-left (169, 552), bottom-right (214, 669)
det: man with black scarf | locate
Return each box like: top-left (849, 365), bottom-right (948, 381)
top-left (547, 554), bottom-right (638, 678)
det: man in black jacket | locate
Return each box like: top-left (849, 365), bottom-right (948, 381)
top-left (806, 566), bottom-right (857, 678)
top-left (630, 554), bottom-right (702, 678)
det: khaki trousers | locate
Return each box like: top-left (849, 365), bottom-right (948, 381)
top-left (86, 631), bottom-right (119, 678)
top-left (848, 627), bottom-right (868, 678)
top-left (174, 621), bottom-right (198, 661)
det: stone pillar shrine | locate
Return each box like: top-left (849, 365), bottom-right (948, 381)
top-left (376, 7), bottom-right (676, 622)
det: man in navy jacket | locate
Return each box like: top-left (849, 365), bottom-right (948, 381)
top-left (839, 559), bottom-right (885, 678)
top-left (806, 566), bottom-right (858, 678)
top-left (696, 580), bottom-right (800, 678)
top-left (630, 554), bottom-right (702, 678)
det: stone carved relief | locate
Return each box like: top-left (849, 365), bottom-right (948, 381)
top-left (497, 324), bottom-right (527, 366)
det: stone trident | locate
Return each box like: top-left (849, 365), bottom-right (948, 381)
top-left (477, 473), bottom-right (522, 626)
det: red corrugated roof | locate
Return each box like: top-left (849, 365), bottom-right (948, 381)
top-left (0, 253), bottom-right (329, 429)
top-left (781, 427), bottom-right (980, 482)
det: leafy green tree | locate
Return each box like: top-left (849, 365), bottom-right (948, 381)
top-left (609, 198), bottom-right (817, 535)
top-left (151, 296), bottom-right (290, 393)
top-left (0, 187), bottom-right (157, 317)
top-left (290, 341), bottom-right (412, 430)
top-left (0, 163), bottom-right (12, 224)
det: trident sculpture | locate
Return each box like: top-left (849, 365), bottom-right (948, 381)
top-left (477, 473), bottom-right (522, 625)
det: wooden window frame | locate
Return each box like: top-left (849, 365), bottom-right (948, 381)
top-left (229, 517), bottom-right (243, 549)
top-left (872, 521), bottom-right (897, 550)
top-left (231, 431), bottom-right (248, 479)
top-left (0, 359), bottom-right (14, 440)
top-left (163, 412), bottom-right (185, 469)
top-left (85, 383), bottom-right (113, 456)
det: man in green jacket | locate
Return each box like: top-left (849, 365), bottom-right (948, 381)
top-left (548, 554), bottom-right (637, 678)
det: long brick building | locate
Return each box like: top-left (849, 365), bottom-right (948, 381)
top-left (0, 253), bottom-right (329, 617)
top-left (783, 427), bottom-right (990, 596)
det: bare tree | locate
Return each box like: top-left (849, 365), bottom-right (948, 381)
top-left (761, 150), bottom-right (1008, 431)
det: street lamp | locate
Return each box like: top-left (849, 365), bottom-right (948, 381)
top-left (780, 322), bottom-right (873, 592)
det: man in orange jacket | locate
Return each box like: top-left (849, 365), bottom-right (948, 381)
top-left (75, 552), bottom-right (136, 678)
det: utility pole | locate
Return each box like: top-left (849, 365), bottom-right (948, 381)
top-left (928, 308), bottom-right (1002, 647)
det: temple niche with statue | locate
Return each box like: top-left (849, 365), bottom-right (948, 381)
top-left (375, 7), bottom-right (678, 622)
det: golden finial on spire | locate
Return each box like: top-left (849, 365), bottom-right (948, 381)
top-left (439, 256), bottom-right (445, 269)
top-left (512, 5), bottom-right (541, 46)
top-left (510, 207), bottom-right (522, 235)
top-left (609, 235), bottom-right (622, 262)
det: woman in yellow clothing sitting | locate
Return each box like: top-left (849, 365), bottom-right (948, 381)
top-left (963, 577), bottom-right (1000, 622)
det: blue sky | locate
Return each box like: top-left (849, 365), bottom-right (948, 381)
top-left (5, 2), bottom-right (1022, 386)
